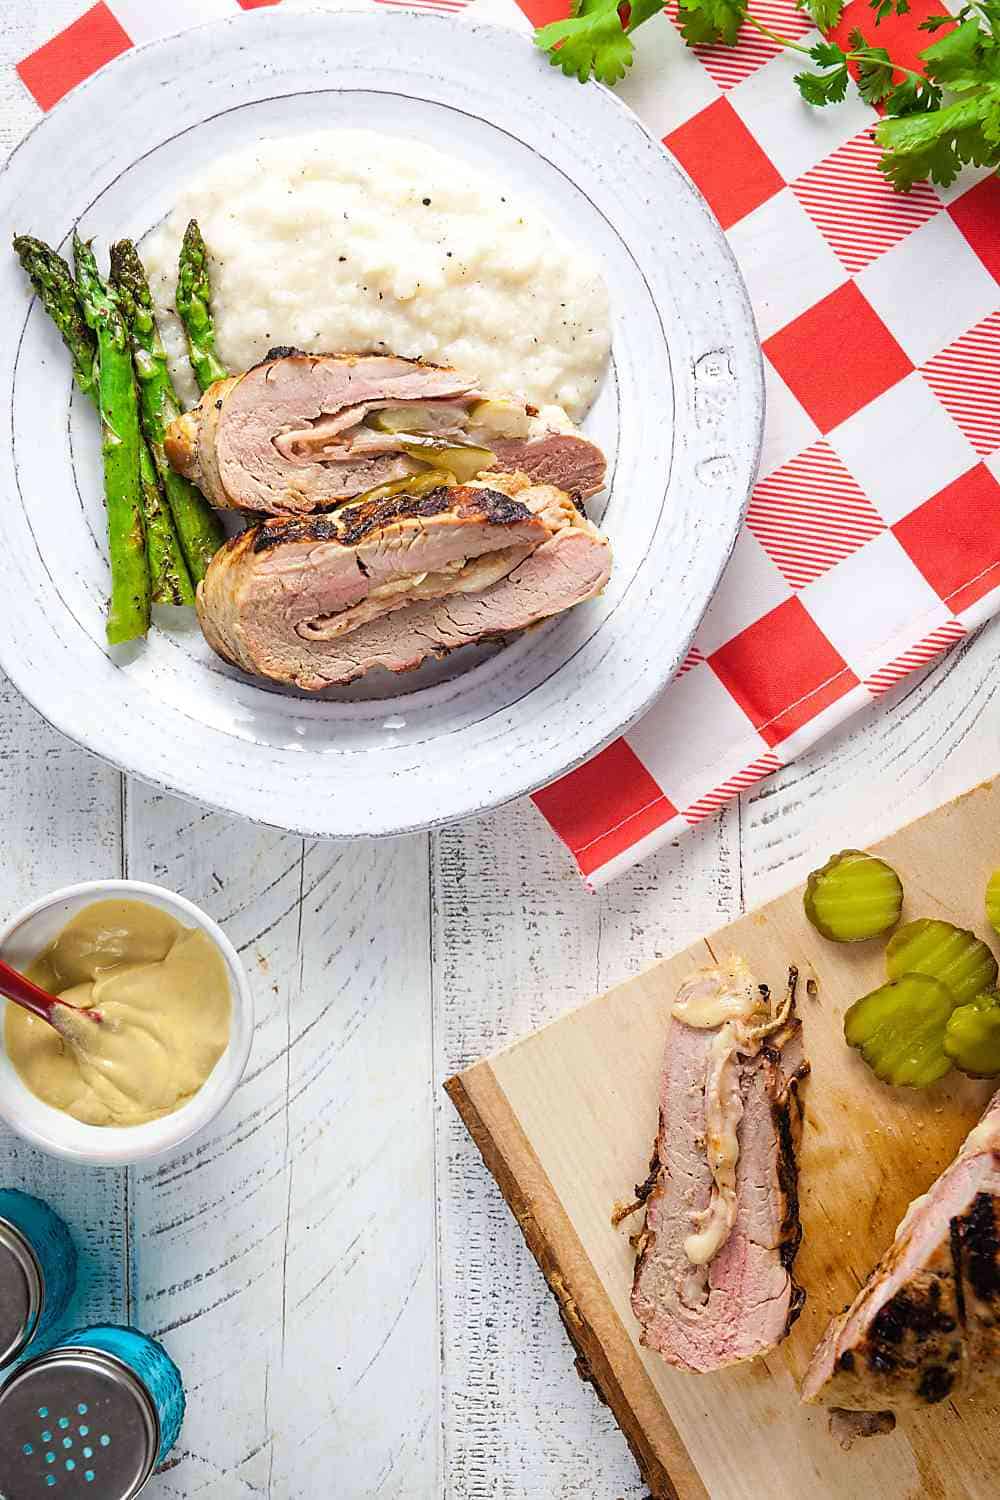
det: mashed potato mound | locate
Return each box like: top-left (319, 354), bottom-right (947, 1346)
top-left (144, 129), bottom-right (610, 420)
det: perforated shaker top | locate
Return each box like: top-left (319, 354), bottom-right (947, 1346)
top-left (0, 1348), bottom-right (158, 1500)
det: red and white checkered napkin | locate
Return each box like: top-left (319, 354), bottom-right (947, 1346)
top-left (16, 0), bottom-right (1000, 886)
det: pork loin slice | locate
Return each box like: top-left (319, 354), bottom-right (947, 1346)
top-left (197, 475), bottom-right (612, 690)
top-left (801, 1091), bottom-right (1000, 1411)
top-left (165, 351), bottom-right (607, 515)
top-left (630, 963), bottom-right (808, 1373)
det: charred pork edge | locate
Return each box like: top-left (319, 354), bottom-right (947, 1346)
top-left (769, 1038), bottom-right (811, 1335)
top-left (247, 485), bottom-right (535, 553)
top-left (802, 1127), bottom-right (1000, 1412)
top-left (444, 1070), bottom-right (700, 1500)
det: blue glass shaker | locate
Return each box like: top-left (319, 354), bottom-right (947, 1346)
top-left (0, 1188), bottom-right (77, 1367)
top-left (0, 1324), bottom-right (184, 1498)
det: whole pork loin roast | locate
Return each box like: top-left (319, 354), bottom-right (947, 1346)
top-left (196, 474), bottom-right (612, 691)
top-left (630, 962), bottom-right (808, 1373)
top-left (801, 1090), bottom-right (1000, 1411)
top-left (165, 351), bottom-right (607, 516)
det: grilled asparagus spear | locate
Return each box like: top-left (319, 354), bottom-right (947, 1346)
top-left (13, 234), bottom-right (192, 608)
top-left (110, 238), bottom-right (225, 584)
top-left (71, 233), bottom-right (150, 644)
top-left (175, 219), bottom-right (228, 393)
top-left (13, 234), bottom-right (98, 400)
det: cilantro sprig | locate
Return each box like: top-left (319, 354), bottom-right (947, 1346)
top-left (534, 0), bottom-right (1000, 190)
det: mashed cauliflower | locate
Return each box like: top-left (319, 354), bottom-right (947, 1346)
top-left (144, 129), bottom-right (610, 419)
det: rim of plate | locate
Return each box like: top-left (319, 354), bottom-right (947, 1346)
top-left (0, 8), bottom-right (764, 840)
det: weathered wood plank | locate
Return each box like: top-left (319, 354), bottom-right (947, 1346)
top-left (0, 681), bottom-right (127, 1336)
top-left (124, 786), bottom-right (438, 1499)
top-left (741, 622), bottom-right (1000, 900)
top-left (432, 796), bottom-right (742, 1499)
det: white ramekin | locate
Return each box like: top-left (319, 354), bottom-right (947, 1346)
top-left (0, 879), bottom-right (253, 1166)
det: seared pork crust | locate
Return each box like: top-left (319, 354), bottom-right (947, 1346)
top-left (765, 1035), bottom-right (809, 1331)
top-left (802, 1092), bottom-right (1000, 1411)
top-left (249, 485), bottom-right (533, 553)
top-left (197, 475), bottom-right (611, 690)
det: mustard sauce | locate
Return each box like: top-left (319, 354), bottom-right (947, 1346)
top-left (4, 899), bottom-right (231, 1127)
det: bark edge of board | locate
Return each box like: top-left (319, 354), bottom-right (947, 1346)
top-left (444, 1063), bottom-right (709, 1500)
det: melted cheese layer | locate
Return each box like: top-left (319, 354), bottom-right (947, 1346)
top-left (672, 957), bottom-right (765, 1269)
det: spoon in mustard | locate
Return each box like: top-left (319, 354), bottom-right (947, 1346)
top-left (0, 957), bottom-right (102, 1030)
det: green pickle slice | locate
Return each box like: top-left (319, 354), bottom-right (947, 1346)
top-left (986, 870), bottom-right (1000, 937)
top-left (803, 849), bottom-right (903, 942)
top-left (844, 974), bottom-right (956, 1087)
top-left (366, 404), bottom-right (444, 434)
top-left (400, 441), bottom-right (495, 484)
top-left (944, 990), bottom-right (1000, 1077)
top-left (345, 468), bottom-right (457, 509)
top-left (885, 918), bottom-right (998, 1007)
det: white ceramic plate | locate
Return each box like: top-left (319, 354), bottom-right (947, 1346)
top-left (0, 9), bottom-right (762, 838)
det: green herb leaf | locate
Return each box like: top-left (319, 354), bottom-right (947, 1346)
top-left (797, 0), bottom-right (846, 29)
top-left (870, 0), bottom-right (909, 21)
top-left (923, 16), bottom-right (996, 89)
top-left (677, 0), bottom-right (747, 46)
top-left (534, 0), bottom-right (636, 83)
top-left (876, 91), bottom-right (1000, 188)
top-left (885, 73), bottom-right (943, 113)
top-left (854, 40), bottom-right (898, 103)
top-left (626, 0), bottom-right (669, 27)
top-left (795, 62), bottom-right (851, 101)
top-left (810, 39), bottom-right (848, 64)
top-left (533, 0), bottom-right (1000, 195)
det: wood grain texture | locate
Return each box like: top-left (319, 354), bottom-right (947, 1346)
top-left (1, 6), bottom-right (1000, 1494)
top-left (432, 798), bottom-right (742, 1499)
top-left (124, 789), bottom-right (438, 1499)
top-left (0, 681), bottom-right (128, 1337)
top-left (449, 778), bottom-right (1000, 1499)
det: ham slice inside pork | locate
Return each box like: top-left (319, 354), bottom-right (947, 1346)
top-left (165, 351), bottom-right (607, 516)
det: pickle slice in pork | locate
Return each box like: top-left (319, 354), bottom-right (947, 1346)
top-left (986, 869), bottom-right (1000, 937)
top-left (803, 849), bottom-right (903, 942)
top-left (367, 405), bottom-right (450, 434)
top-left (400, 441), bottom-right (495, 484)
top-left (345, 468), bottom-right (457, 509)
top-left (885, 918), bottom-right (998, 1008)
top-left (944, 990), bottom-right (1000, 1078)
top-left (466, 398), bottom-right (531, 439)
top-left (845, 974), bottom-right (955, 1087)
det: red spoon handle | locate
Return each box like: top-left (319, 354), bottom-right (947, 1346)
top-left (0, 957), bottom-right (60, 1024)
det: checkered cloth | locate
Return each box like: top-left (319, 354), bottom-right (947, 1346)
top-left (15, 0), bottom-right (1000, 885)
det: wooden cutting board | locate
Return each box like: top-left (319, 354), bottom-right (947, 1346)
top-left (446, 779), bottom-right (1000, 1500)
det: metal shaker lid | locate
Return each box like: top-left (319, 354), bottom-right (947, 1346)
top-left (0, 1216), bottom-right (42, 1367)
top-left (0, 1347), bottom-right (159, 1500)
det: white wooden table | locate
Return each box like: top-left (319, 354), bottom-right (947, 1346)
top-left (3, 7), bottom-right (1000, 1495)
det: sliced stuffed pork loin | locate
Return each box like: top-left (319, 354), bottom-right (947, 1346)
top-left (630, 960), bottom-right (808, 1373)
top-left (165, 350), bottom-right (607, 516)
top-left (801, 1090), bottom-right (1000, 1411)
top-left (197, 473), bottom-right (611, 690)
